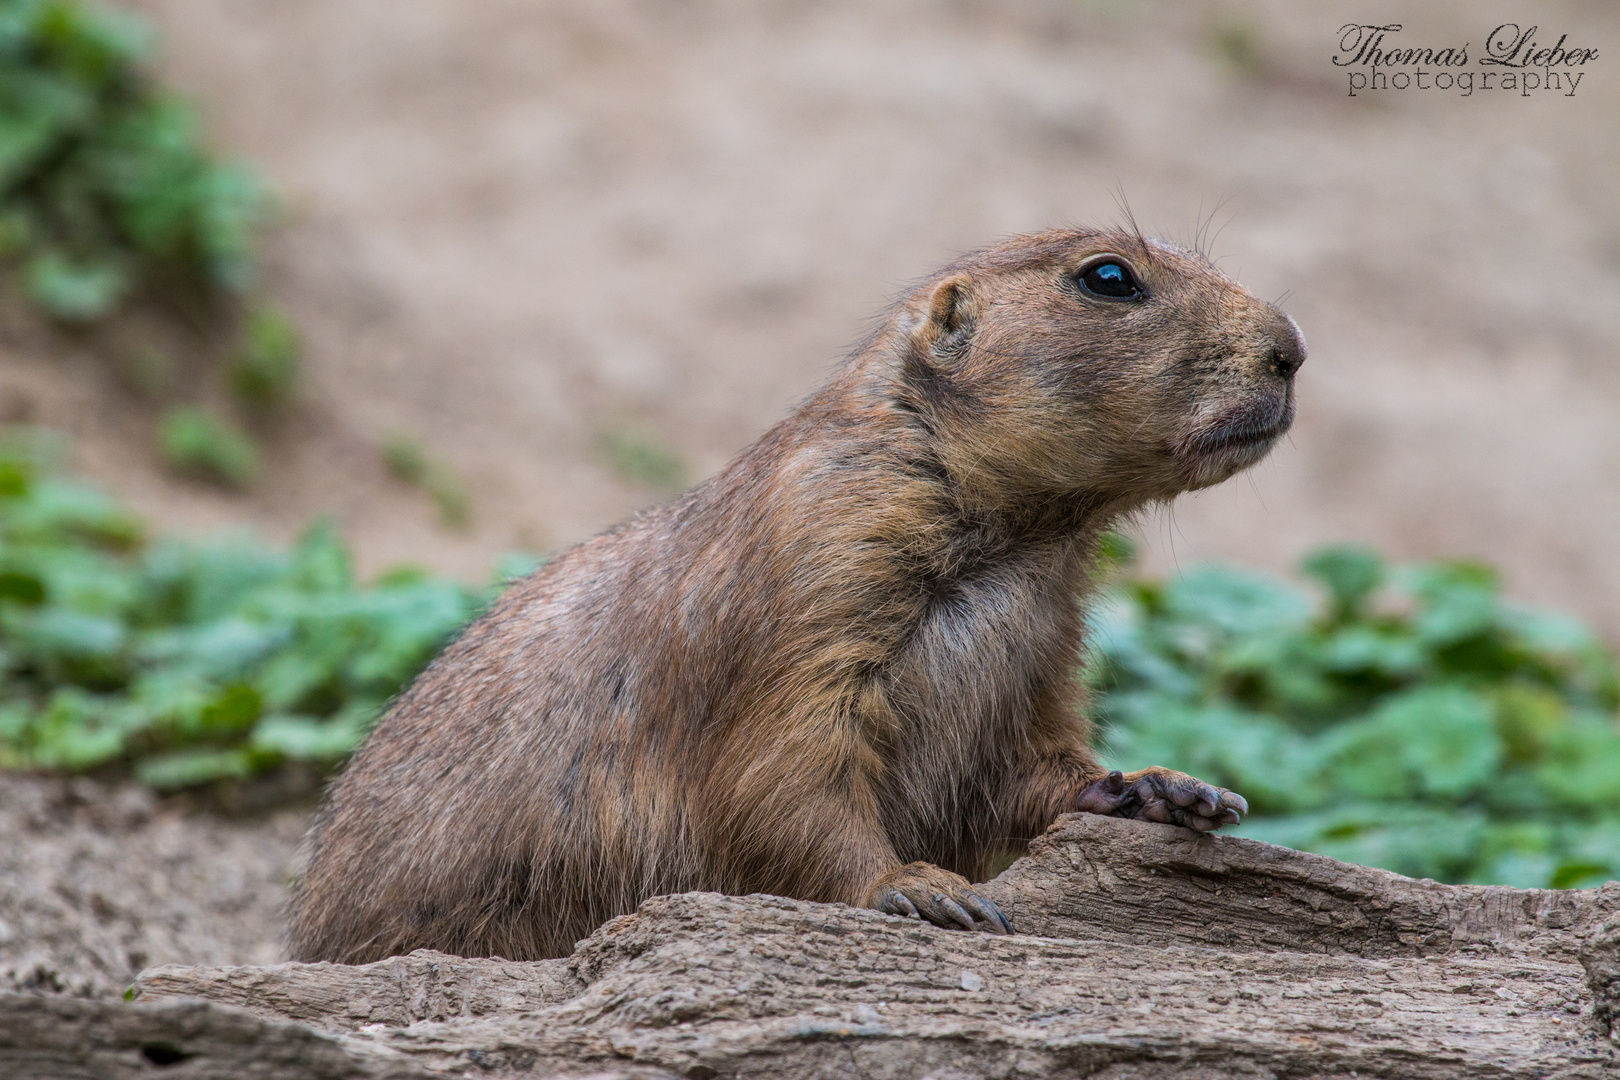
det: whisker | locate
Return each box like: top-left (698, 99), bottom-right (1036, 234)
top-left (1207, 197), bottom-right (1239, 254)
top-left (1110, 181), bottom-right (1147, 252)
top-left (1245, 470), bottom-right (1268, 511)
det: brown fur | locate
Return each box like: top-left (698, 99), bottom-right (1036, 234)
top-left (288, 227), bottom-right (1305, 962)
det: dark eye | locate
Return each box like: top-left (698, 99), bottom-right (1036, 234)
top-left (1078, 260), bottom-right (1143, 300)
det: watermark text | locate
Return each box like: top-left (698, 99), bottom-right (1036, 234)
top-left (1336, 24), bottom-right (1597, 97)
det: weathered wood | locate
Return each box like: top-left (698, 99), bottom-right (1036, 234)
top-left (133, 950), bottom-right (582, 1029)
top-left (980, 813), bottom-right (1619, 964)
top-left (6, 815), bottom-right (1616, 1079)
top-left (0, 993), bottom-right (418, 1080)
top-left (1585, 904), bottom-right (1620, 1038)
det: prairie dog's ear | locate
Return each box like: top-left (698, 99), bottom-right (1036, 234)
top-left (910, 273), bottom-right (976, 355)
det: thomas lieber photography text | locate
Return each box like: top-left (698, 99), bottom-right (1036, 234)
top-left (1336, 23), bottom-right (1598, 97)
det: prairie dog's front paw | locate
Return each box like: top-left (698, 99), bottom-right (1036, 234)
top-left (867, 861), bottom-right (1014, 934)
top-left (1076, 766), bottom-right (1247, 833)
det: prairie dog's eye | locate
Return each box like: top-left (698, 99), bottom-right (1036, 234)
top-left (1078, 260), bottom-right (1143, 301)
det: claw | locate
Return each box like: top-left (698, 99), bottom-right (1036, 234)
top-left (1093, 767), bottom-right (1249, 835)
top-left (1194, 785), bottom-right (1222, 817)
top-left (891, 891), bottom-right (919, 918)
top-left (867, 863), bottom-right (1021, 937)
top-left (961, 892), bottom-right (1012, 934)
top-left (935, 894), bottom-right (977, 932)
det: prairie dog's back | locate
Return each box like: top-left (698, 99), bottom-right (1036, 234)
top-left (292, 507), bottom-right (701, 961)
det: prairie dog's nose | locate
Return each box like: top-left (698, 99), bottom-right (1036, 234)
top-left (1268, 311), bottom-right (1307, 379)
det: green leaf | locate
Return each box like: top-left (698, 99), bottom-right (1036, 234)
top-left (0, 457), bottom-right (32, 497)
top-left (126, 669), bottom-right (211, 731)
top-left (35, 0), bottom-right (153, 78)
top-left (5, 478), bottom-right (144, 549)
top-left (24, 250), bottom-right (128, 320)
top-left (251, 712), bottom-right (366, 761)
top-left (196, 682), bottom-right (261, 737)
top-left (1536, 719), bottom-right (1620, 812)
top-left (0, 569), bottom-right (46, 605)
top-left (1238, 804), bottom-right (1487, 883)
top-left (1316, 625), bottom-right (1424, 678)
top-left (191, 161), bottom-right (264, 289)
top-left (489, 552), bottom-right (545, 589)
top-left (1492, 684), bottom-right (1569, 765)
top-left (141, 534), bottom-right (287, 624)
top-left (227, 305), bottom-right (300, 408)
top-left (1473, 851), bottom-right (1556, 889)
top-left (0, 208), bottom-right (30, 254)
top-left (252, 647), bottom-right (334, 713)
top-left (136, 617), bottom-right (287, 679)
top-left (0, 432), bottom-right (485, 789)
top-left (1, 0), bottom-right (264, 321)
top-left (1105, 700), bottom-right (1322, 814)
top-left (1086, 595), bottom-right (1201, 700)
top-left (1402, 561), bottom-right (1500, 647)
top-left (1315, 714), bottom-right (1414, 801)
top-left (1300, 544), bottom-right (1384, 620)
top-left (158, 407), bottom-right (258, 488)
top-left (27, 689), bottom-right (123, 768)
top-left (1374, 686), bottom-right (1502, 800)
top-left (134, 747), bottom-right (252, 790)
top-left (382, 434), bottom-right (471, 529)
top-left (1550, 862), bottom-right (1611, 890)
top-left (1566, 819), bottom-right (1620, 870)
top-left (7, 605), bottom-right (126, 657)
top-left (291, 519), bottom-right (353, 592)
top-left (0, 703), bottom-right (31, 746)
top-left (1163, 565), bottom-right (1314, 638)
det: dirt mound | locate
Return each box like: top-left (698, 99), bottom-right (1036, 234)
top-left (0, 772), bottom-right (303, 999)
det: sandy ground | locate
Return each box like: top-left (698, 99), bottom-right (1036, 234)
top-left (0, 0), bottom-right (1616, 634)
top-left (0, 772), bottom-right (302, 998)
top-left (0, 2), bottom-right (1618, 991)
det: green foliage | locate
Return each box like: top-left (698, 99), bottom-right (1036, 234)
top-left (4, 429), bottom-right (1615, 894)
top-left (597, 426), bottom-right (686, 493)
top-left (382, 432), bottom-right (471, 530)
top-left (1089, 541), bottom-right (1620, 889)
top-left (227, 304), bottom-right (300, 409)
top-left (0, 0), bottom-right (267, 321)
top-left (158, 405), bottom-right (257, 489)
top-left (1, 2), bottom-right (301, 495)
top-left (0, 434), bottom-right (498, 786)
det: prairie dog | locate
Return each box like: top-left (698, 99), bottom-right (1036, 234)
top-left (289, 227), bottom-right (1305, 962)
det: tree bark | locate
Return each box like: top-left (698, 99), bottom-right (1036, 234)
top-left (6, 814), bottom-right (1618, 1079)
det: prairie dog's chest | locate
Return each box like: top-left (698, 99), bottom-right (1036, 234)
top-left (887, 554), bottom-right (1082, 731)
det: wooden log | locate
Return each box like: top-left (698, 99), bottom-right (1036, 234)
top-left (5, 815), bottom-right (1615, 1079)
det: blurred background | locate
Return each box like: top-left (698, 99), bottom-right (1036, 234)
top-left (1, 0), bottom-right (1617, 993)
top-left (8, 0), bottom-right (1617, 631)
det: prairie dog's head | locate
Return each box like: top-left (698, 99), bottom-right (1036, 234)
top-left (893, 226), bottom-right (1305, 510)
